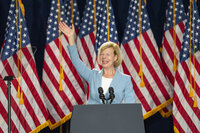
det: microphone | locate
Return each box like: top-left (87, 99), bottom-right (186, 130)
top-left (98, 87), bottom-right (105, 104)
top-left (109, 87), bottom-right (115, 104)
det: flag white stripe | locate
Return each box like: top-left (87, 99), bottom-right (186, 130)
top-left (42, 70), bottom-right (69, 122)
top-left (0, 84), bottom-right (26, 133)
top-left (125, 39), bottom-right (169, 102)
top-left (61, 35), bottom-right (86, 98)
top-left (6, 47), bottom-right (46, 125)
top-left (42, 72), bottom-right (62, 121)
top-left (77, 34), bottom-right (97, 68)
top-left (174, 80), bottom-right (200, 130)
top-left (173, 52), bottom-right (200, 132)
top-left (76, 37), bottom-right (91, 67)
top-left (164, 29), bottom-right (181, 59)
top-left (42, 51), bottom-right (71, 105)
top-left (162, 23), bottom-right (185, 73)
top-left (120, 45), bottom-right (156, 113)
top-left (175, 22), bottom-right (185, 44)
top-left (0, 113), bottom-right (7, 132)
top-left (173, 102), bottom-right (193, 132)
top-left (145, 31), bottom-right (172, 97)
top-left (47, 40), bottom-right (85, 102)
top-left (178, 53), bottom-right (200, 102)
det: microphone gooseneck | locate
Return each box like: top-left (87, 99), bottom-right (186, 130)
top-left (109, 87), bottom-right (115, 104)
top-left (98, 87), bottom-right (105, 104)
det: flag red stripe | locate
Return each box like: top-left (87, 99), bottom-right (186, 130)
top-left (0, 79), bottom-right (19, 133)
top-left (45, 42), bottom-right (83, 104)
top-left (79, 34), bottom-right (95, 69)
top-left (0, 104), bottom-right (19, 133)
top-left (21, 47), bottom-right (49, 119)
top-left (168, 25), bottom-right (183, 51)
top-left (88, 32), bottom-right (95, 46)
top-left (11, 50), bottom-right (46, 125)
top-left (162, 30), bottom-right (180, 64)
top-left (176, 70), bottom-right (200, 120)
top-left (22, 46), bottom-right (41, 83)
top-left (143, 31), bottom-right (168, 77)
top-left (193, 56), bottom-right (200, 97)
top-left (0, 127), bottom-right (3, 133)
top-left (123, 43), bottom-right (162, 107)
top-left (41, 80), bottom-right (59, 124)
top-left (161, 57), bottom-right (174, 85)
top-left (2, 59), bottom-right (39, 131)
top-left (173, 92), bottom-right (199, 132)
top-left (59, 36), bottom-right (85, 93)
top-left (161, 22), bottom-right (185, 86)
top-left (4, 46), bottom-right (48, 121)
top-left (181, 60), bottom-right (200, 98)
top-left (162, 35), bottom-right (177, 84)
top-left (173, 115), bottom-right (185, 133)
top-left (178, 22), bottom-right (185, 34)
top-left (0, 77), bottom-right (31, 132)
top-left (121, 61), bottom-right (151, 112)
top-left (42, 60), bottom-right (70, 117)
top-left (134, 35), bottom-right (171, 100)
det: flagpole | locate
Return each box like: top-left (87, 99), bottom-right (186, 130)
top-left (4, 76), bottom-right (14, 133)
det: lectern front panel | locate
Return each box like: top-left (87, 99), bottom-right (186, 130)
top-left (70, 104), bottom-right (145, 133)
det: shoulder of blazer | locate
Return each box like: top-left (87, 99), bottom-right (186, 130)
top-left (91, 68), bottom-right (102, 76)
top-left (117, 70), bottom-right (131, 79)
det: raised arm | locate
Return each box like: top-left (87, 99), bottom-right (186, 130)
top-left (59, 22), bottom-right (92, 82)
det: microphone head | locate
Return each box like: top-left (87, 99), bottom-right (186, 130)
top-left (98, 87), bottom-right (103, 94)
top-left (109, 87), bottom-right (114, 93)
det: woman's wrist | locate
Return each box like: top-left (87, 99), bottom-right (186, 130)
top-left (68, 37), bottom-right (75, 46)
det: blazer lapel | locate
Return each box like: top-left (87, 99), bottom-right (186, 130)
top-left (109, 69), bottom-right (119, 89)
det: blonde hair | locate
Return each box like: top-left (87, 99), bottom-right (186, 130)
top-left (97, 41), bottom-right (122, 67)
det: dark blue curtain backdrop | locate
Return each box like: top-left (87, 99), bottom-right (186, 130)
top-left (0, 0), bottom-right (197, 132)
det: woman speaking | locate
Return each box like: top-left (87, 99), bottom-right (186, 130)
top-left (59, 22), bottom-right (135, 104)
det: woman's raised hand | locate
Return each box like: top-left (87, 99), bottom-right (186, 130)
top-left (59, 22), bottom-right (75, 46)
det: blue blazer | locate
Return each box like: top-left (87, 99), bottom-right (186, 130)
top-left (67, 44), bottom-right (135, 104)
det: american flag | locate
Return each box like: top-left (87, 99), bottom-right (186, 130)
top-left (160, 0), bottom-right (186, 117)
top-left (77, 0), bottom-right (118, 70)
top-left (173, 0), bottom-right (200, 132)
top-left (161, 0), bottom-right (186, 89)
top-left (0, 0), bottom-right (49, 132)
top-left (41, 0), bottom-right (85, 129)
top-left (120, 0), bottom-right (173, 119)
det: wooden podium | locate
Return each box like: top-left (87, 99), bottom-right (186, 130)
top-left (70, 104), bottom-right (145, 133)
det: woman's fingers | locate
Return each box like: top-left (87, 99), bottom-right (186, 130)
top-left (59, 22), bottom-right (75, 39)
top-left (58, 22), bottom-right (75, 45)
top-left (59, 22), bottom-right (66, 32)
top-left (72, 24), bottom-right (75, 32)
